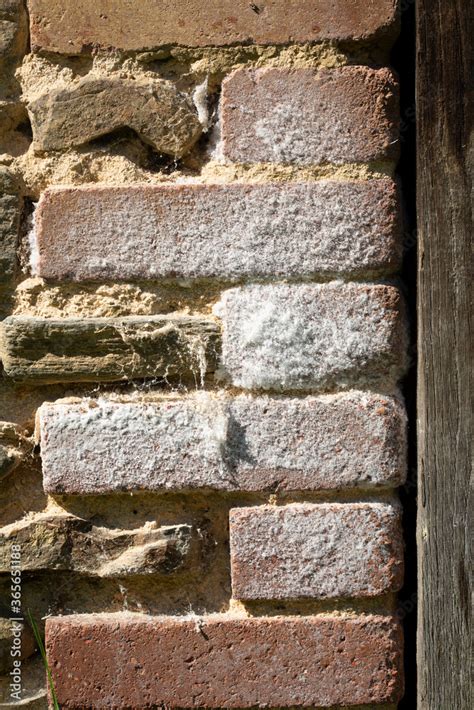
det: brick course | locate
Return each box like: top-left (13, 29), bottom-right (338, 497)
top-left (38, 392), bottom-right (406, 495)
top-left (221, 67), bottom-right (400, 165)
top-left (230, 502), bottom-right (404, 600)
top-left (28, 0), bottom-right (400, 53)
top-left (34, 180), bottom-right (402, 281)
top-left (46, 613), bottom-right (404, 707)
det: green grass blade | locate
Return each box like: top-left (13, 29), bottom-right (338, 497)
top-left (27, 610), bottom-right (60, 710)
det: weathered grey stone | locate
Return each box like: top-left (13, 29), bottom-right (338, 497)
top-left (33, 180), bottom-right (402, 281)
top-left (0, 0), bottom-right (27, 68)
top-left (38, 392), bottom-right (406, 495)
top-left (0, 99), bottom-right (27, 135)
top-left (0, 315), bottom-right (219, 384)
top-left (0, 514), bottom-right (196, 577)
top-left (0, 421), bottom-right (28, 481)
top-left (230, 502), bottom-right (404, 600)
top-left (28, 75), bottom-right (202, 156)
top-left (217, 282), bottom-right (407, 392)
top-left (0, 656), bottom-right (47, 706)
top-left (0, 613), bottom-right (36, 675)
top-left (0, 445), bottom-right (17, 479)
top-left (0, 166), bottom-right (21, 287)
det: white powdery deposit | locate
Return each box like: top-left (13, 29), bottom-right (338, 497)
top-left (220, 66), bottom-right (399, 165)
top-left (39, 395), bottom-right (229, 494)
top-left (38, 390), bottom-right (406, 494)
top-left (192, 77), bottom-right (210, 131)
top-left (216, 282), bottom-right (407, 392)
top-left (27, 203), bottom-right (39, 275)
top-left (229, 502), bottom-right (404, 600)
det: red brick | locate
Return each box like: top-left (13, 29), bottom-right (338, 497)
top-left (28, 1), bottom-right (400, 54)
top-left (46, 613), bottom-right (404, 707)
top-left (33, 180), bottom-right (402, 281)
top-left (221, 66), bottom-right (399, 165)
top-left (230, 502), bottom-right (404, 600)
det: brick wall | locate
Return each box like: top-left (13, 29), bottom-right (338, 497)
top-left (0, 2), bottom-right (407, 708)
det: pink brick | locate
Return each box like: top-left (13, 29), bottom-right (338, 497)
top-left (33, 180), bottom-right (402, 281)
top-left (221, 66), bottom-right (399, 165)
top-left (46, 613), bottom-right (404, 707)
top-left (38, 392), bottom-right (407, 495)
top-left (230, 502), bottom-right (404, 600)
top-left (29, 0), bottom-right (400, 54)
top-left (218, 282), bottom-right (408, 392)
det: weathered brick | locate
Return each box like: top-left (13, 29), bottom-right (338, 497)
top-left (0, 514), bottom-right (196, 577)
top-left (0, 315), bottom-right (219, 384)
top-left (46, 613), bottom-right (404, 707)
top-left (34, 180), bottom-right (401, 281)
top-left (28, 75), bottom-right (202, 156)
top-left (221, 66), bottom-right (399, 165)
top-left (230, 502), bottom-right (404, 600)
top-left (217, 283), bottom-right (407, 392)
top-left (28, 1), bottom-right (400, 54)
top-left (38, 392), bottom-right (406, 495)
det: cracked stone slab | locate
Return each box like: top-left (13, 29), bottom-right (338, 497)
top-left (28, 75), bottom-right (202, 156)
top-left (0, 514), bottom-right (197, 577)
top-left (216, 282), bottom-right (408, 392)
top-left (37, 392), bottom-right (406, 495)
top-left (0, 315), bottom-right (219, 384)
top-left (230, 502), bottom-right (404, 600)
top-left (32, 180), bottom-right (402, 281)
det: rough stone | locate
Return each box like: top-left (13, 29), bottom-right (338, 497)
top-left (28, 0), bottom-right (400, 53)
top-left (0, 614), bottom-right (36, 675)
top-left (0, 0), bottom-right (27, 68)
top-left (0, 514), bottom-right (197, 577)
top-left (0, 314), bottom-right (219, 384)
top-left (0, 445), bottom-right (19, 480)
top-left (230, 502), bottom-right (404, 600)
top-left (28, 75), bottom-right (202, 157)
top-left (45, 613), bottom-right (404, 707)
top-left (38, 392), bottom-right (406, 495)
top-left (0, 421), bottom-right (29, 481)
top-left (217, 282), bottom-right (407, 392)
top-left (0, 166), bottom-right (21, 288)
top-left (221, 66), bottom-right (399, 165)
top-left (33, 180), bottom-right (402, 281)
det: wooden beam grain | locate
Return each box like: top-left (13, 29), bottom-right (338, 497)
top-left (416, 0), bottom-right (473, 707)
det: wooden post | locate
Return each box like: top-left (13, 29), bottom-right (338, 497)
top-left (417, 0), bottom-right (472, 708)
